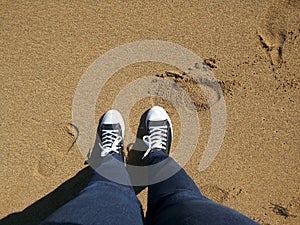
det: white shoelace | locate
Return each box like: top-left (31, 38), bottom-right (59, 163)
top-left (98, 129), bottom-right (122, 157)
top-left (142, 125), bottom-right (168, 159)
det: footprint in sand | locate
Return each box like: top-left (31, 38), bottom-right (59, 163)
top-left (35, 123), bottom-right (79, 177)
top-left (257, 0), bottom-right (300, 69)
top-left (36, 150), bottom-right (58, 177)
top-left (200, 184), bottom-right (229, 204)
top-left (45, 122), bottom-right (78, 153)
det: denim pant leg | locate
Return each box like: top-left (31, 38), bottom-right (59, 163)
top-left (146, 151), bottom-right (259, 225)
top-left (40, 154), bottom-right (144, 225)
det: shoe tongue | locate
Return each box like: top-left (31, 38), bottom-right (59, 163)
top-left (147, 119), bottom-right (171, 155)
top-left (148, 119), bottom-right (168, 127)
top-left (98, 123), bottom-right (122, 137)
top-left (101, 123), bottom-right (121, 130)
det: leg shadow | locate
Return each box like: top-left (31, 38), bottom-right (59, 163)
top-left (126, 110), bottom-right (149, 195)
top-left (0, 167), bottom-right (93, 225)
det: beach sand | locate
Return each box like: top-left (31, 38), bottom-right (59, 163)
top-left (0, 1), bottom-right (299, 224)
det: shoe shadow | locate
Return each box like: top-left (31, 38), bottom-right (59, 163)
top-left (85, 115), bottom-right (106, 170)
top-left (126, 110), bottom-right (149, 195)
top-left (0, 167), bottom-right (93, 225)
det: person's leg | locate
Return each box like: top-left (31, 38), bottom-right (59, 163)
top-left (41, 154), bottom-right (144, 225)
top-left (40, 109), bottom-right (144, 225)
top-left (141, 106), bottom-right (259, 225)
top-left (146, 150), bottom-right (259, 225)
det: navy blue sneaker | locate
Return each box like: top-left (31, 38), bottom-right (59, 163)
top-left (97, 109), bottom-right (125, 162)
top-left (142, 106), bottom-right (173, 158)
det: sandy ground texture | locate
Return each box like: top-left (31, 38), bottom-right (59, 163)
top-left (1, 1), bottom-right (299, 225)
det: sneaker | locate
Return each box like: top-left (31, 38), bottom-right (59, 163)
top-left (97, 109), bottom-right (125, 162)
top-left (142, 106), bottom-right (173, 159)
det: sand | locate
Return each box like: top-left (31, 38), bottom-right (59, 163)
top-left (0, 1), bottom-right (299, 225)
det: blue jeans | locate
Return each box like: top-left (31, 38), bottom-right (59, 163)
top-left (40, 151), bottom-right (260, 225)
